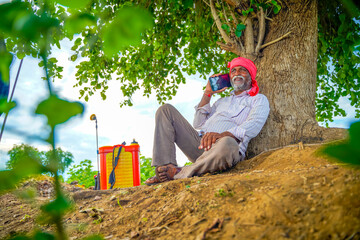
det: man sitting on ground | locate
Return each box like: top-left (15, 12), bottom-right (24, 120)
top-left (145, 57), bottom-right (270, 185)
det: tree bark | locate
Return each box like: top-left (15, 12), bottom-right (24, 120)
top-left (246, 0), bottom-right (346, 158)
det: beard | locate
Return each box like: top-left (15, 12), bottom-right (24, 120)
top-left (231, 75), bottom-right (252, 91)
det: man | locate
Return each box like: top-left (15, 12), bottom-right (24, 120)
top-left (145, 57), bottom-right (270, 185)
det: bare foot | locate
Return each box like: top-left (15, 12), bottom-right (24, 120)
top-left (155, 164), bottom-right (182, 182)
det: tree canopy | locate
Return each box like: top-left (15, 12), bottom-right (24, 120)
top-left (0, 0), bottom-right (359, 125)
top-left (7, 143), bottom-right (74, 174)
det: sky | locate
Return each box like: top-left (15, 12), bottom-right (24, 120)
top-left (0, 39), bottom-right (215, 174)
top-left (0, 39), bottom-right (357, 180)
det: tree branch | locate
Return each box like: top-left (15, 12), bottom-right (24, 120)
top-left (210, 0), bottom-right (232, 44)
top-left (260, 31), bottom-right (292, 50)
top-left (202, 0), bottom-right (210, 7)
top-left (216, 41), bottom-right (243, 56)
top-left (223, 0), bottom-right (240, 7)
top-left (255, 7), bottom-right (265, 53)
top-left (243, 16), bottom-right (254, 54)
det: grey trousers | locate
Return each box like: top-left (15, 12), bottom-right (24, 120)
top-left (152, 104), bottom-right (241, 179)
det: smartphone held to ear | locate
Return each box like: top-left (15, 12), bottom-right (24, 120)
top-left (209, 74), bottom-right (231, 91)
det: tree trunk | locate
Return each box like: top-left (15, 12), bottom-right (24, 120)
top-left (246, 0), bottom-right (346, 158)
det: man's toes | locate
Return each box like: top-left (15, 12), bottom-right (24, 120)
top-left (159, 176), bottom-right (168, 181)
top-left (157, 166), bottom-right (167, 173)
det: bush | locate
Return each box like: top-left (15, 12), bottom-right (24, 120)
top-left (139, 155), bottom-right (155, 184)
top-left (67, 159), bottom-right (97, 188)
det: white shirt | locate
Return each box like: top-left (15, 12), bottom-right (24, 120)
top-left (193, 90), bottom-right (270, 159)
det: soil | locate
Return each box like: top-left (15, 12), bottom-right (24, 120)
top-left (1, 144), bottom-right (360, 240)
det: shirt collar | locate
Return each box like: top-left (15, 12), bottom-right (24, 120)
top-left (230, 89), bottom-right (251, 97)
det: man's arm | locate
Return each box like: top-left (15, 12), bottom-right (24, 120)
top-left (193, 76), bottom-right (228, 128)
top-left (198, 92), bottom-right (212, 108)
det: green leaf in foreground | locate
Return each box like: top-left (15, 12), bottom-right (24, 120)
top-left (33, 230), bottom-right (55, 240)
top-left (40, 194), bottom-right (72, 220)
top-left (349, 121), bottom-right (360, 150)
top-left (50, 0), bottom-right (92, 9)
top-left (35, 94), bottom-right (84, 127)
top-left (322, 121), bottom-right (360, 166)
top-left (102, 7), bottom-right (154, 57)
top-left (0, 1), bottom-right (31, 36)
top-left (64, 13), bottom-right (97, 37)
top-left (0, 98), bottom-right (16, 114)
top-left (0, 1), bottom-right (59, 42)
top-left (0, 154), bottom-right (45, 194)
top-left (0, 50), bottom-right (13, 83)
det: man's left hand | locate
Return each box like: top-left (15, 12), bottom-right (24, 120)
top-left (199, 132), bottom-right (237, 151)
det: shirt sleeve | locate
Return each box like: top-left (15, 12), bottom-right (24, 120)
top-left (193, 99), bottom-right (220, 129)
top-left (227, 94), bottom-right (270, 141)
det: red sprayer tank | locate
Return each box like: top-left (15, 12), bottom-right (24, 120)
top-left (98, 140), bottom-right (140, 190)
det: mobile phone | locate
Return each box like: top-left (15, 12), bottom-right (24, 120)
top-left (209, 74), bottom-right (231, 91)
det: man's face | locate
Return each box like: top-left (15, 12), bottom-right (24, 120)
top-left (230, 66), bottom-right (252, 92)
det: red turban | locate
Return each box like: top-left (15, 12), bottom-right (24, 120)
top-left (227, 57), bottom-right (259, 96)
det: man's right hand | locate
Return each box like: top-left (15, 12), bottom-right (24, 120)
top-left (204, 73), bottom-right (228, 96)
top-left (198, 74), bottom-right (228, 108)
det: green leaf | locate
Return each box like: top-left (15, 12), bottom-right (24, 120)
top-left (102, 7), bottom-right (154, 57)
top-left (322, 121), bottom-right (360, 167)
top-left (183, 0), bottom-right (193, 9)
top-left (33, 231), bottom-right (55, 240)
top-left (221, 24), bottom-right (230, 33)
top-left (0, 154), bottom-right (45, 194)
top-left (274, 5), bottom-right (281, 14)
top-left (0, 98), bottom-right (16, 114)
top-left (50, 0), bottom-right (92, 9)
top-left (35, 94), bottom-right (84, 127)
top-left (349, 121), bottom-right (360, 151)
top-left (271, 0), bottom-right (281, 14)
top-left (0, 1), bottom-right (30, 36)
top-left (235, 24), bottom-right (246, 37)
top-left (0, 1), bottom-right (59, 42)
top-left (64, 13), bottom-right (97, 37)
top-left (70, 54), bottom-right (78, 62)
top-left (323, 143), bottom-right (360, 166)
top-left (41, 194), bottom-right (72, 218)
top-left (0, 50), bottom-right (13, 83)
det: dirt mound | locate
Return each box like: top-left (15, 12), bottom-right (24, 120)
top-left (1, 144), bottom-right (359, 240)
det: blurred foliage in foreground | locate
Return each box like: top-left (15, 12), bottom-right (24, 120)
top-left (0, 0), bottom-right (155, 237)
top-left (321, 121), bottom-right (360, 167)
